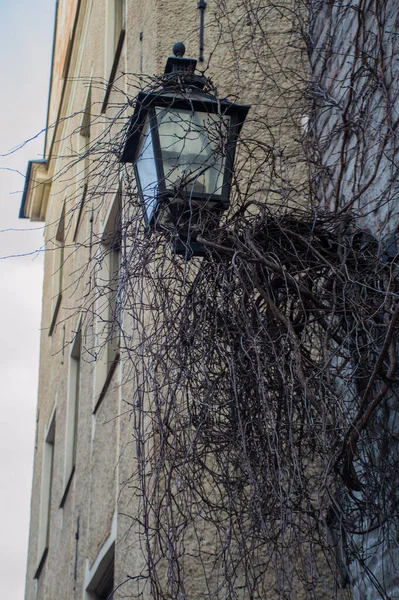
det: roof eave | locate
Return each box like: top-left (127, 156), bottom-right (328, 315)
top-left (19, 159), bottom-right (50, 222)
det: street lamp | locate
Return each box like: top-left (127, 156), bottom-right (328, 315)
top-left (121, 42), bottom-right (250, 257)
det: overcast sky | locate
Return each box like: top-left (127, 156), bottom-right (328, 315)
top-left (0, 1), bottom-right (55, 597)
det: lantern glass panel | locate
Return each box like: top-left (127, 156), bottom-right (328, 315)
top-left (135, 117), bottom-right (158, 222)
top-left (155, 107), bottom-right (230, 197)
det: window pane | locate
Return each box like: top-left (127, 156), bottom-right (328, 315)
top-left (156, 107), bottom-right (230, 196)
top-left (135, 117), bottom-right (158, 222)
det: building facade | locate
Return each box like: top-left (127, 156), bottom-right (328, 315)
top-left (21, 1), bottom-right (399, 599)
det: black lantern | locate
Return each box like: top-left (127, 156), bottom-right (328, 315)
top-left (121, 42), bottom-right (250, 257)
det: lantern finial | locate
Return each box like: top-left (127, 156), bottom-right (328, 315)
top-left (172, 42), bottom-right (186, 58)
top-left (164, 42), bottom-right (201, 84)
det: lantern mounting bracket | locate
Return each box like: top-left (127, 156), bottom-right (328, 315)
top-left (197, 0), bottom-right (207, 62)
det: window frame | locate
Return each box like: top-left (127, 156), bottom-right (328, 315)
top-left (60, 320), bottom-right (82, 508)
top-left (74, 86), bottom-right (92, 241)
top-left (84, 513), bottom-right (116, 600)
top-left (34, 409), bottom-right (56, 579)
top-left (93, 188), bottom-right (122, 413)
top-left (102, 0), bottom-right (126, 113)
top-left (49, 203), bottom-right (66, 336)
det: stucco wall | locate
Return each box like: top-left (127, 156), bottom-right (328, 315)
top-left (311, 1), bottom-right (399, 598)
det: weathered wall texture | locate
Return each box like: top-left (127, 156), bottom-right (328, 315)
top-left (311, 1), bottom-right (399, 598)
top-left (311, 0), bottom-right (399, 236)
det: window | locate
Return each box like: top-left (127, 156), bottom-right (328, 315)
top-left (94, 190), bottom-right (122, 411)
top-left (35, 412), bottom-right (56, 579)
top-left (80, 87), bottom-right (91, 181)
top-left (60, 324), bottom-right (82, 507)
top-left (105, 0), bottom-right (125, 78)
top-left (103, 0), bottom-right (126, 112)
top-left (114, 0), bottom-right (124, 53)
top-left (93, 560), bottom-right (114, 600)
top-left (49, 203), bottom-right (65, 335)
top-left (74, 87), bottom-right (92, 241)
top-left (85, 539), bottom-right (115, 600)
top-left (62, 34), bottom-right (73, 81)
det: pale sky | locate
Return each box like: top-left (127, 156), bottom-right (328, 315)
top-left (0, 1), bottom-right (55, 598)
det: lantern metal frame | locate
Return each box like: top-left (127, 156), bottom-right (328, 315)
top-left (121, 44), bottom-right (250, 256)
